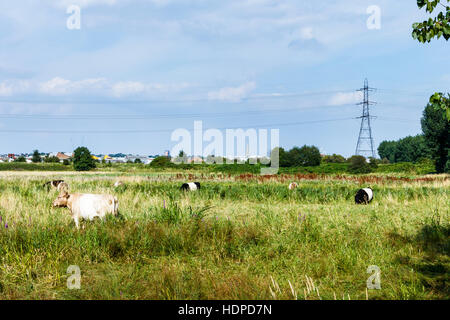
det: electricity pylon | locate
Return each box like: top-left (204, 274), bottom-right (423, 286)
top-left (355, 79), bottom-right (376, 158)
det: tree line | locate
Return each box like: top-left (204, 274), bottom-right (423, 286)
top-left (378, 103), bottom-right (449, 173)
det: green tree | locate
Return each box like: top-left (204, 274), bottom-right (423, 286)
top-left (271, 147), bottom-right (290, 167)
top-left (378, 140), bottom-right (397, 163)
top-left (421, 104), bottom-right (449, 172)
top-left (278, 147), bottom-right (290, 167)
top-left (73, 147), bottom-right (96, 171)
top-left (289, 145), bottom-right (321, 166)
top-left (134, 158), bottom-right (142, 164)
top-left (430, 92), bottom-right (450, 120)
top-left (396, 135), bottom-right (431, 162)
top-left (412, 0), bottom-right (450, 43)
top-left (32, 150), bottom-right (42, 163)
top-left (348, 155), bottom-right (372, 174)
top-left (412, 0), bottom-right (450, 120)
top-left (378, 135), bottom-right (431, 163)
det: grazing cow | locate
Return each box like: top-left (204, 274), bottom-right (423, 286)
top-left (180, 182), bottom-right (201, 191)
top-left (57, 182), bottom-right (69, 192)
top-left (288, 182), bottom-right (298, 190)
top-left (355, 187), bottom-right (374, 204)
top-left (43, 180), bottom-right (65, 190)
top-left (53, 191), bottom-right (119, 229)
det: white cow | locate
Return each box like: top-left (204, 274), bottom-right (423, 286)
top-left (288, 182), bottom-right (298, 190)
top-left (53, 191), bottom-right (119, 229)
top-left (113, 180), bottom-right (123, 188)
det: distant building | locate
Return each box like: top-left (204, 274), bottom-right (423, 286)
top-left (56, 152), bottom-right (71, 162)
top-left (125, 155), bottom-right (153, 164)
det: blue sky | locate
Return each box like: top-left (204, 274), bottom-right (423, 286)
top-left (0, 0), bottom-right (448, 157)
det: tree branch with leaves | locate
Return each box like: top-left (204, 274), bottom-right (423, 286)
top-left (412, 0), bottom-right (450, 120)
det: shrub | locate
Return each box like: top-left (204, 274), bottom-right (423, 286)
top-left (14, 156), bottom-right (26, 162)
top-left (322, 154), bottom-right (346, 163)
top-left (368, 157), bottom-right (380, 169)
top-left (44, 156), bottom-right (60, 163)
top-left (149, 156), bottom-right (173, 168)
top-left (347, 155), bottom-right (372, 174)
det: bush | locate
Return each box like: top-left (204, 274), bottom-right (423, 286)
top-left (44, 156), bottom-right (60, 163)
top-left (368, 157), bottom-right (380, 169)
top-left (347, 155), bottom-right (372, 174)
top-left (14, 156), bottom-right (26, 163)
top-left (322, 154), bottom-right (346, 163)
top-left (73, 147), bottom-right (96, 171)
top-left (149, 156), bottom-right (173, 168)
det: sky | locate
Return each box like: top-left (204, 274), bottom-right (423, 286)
top-left (0, 0), bottom-right (449, 157)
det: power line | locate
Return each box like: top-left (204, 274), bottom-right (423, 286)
top-left (0, 103), bottom-right (358, 120)
top-left (0, 117), bottom-right (356, 134)
top-left (0, 89), bottom-right (353, 105)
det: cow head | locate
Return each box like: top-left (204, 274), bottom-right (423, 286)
top-left (53, 191), bottom-right (70, 207)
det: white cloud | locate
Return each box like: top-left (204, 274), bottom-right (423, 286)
top-left (0, 80), bottom-right (31, 96)
top-left (208, 82), bottom-right (256, 102)
top-left (39, 77), bottom-right (107, 95)
top-left (0, 77), bottom-right (195, 98)
top-left (328, 91), bottom-right (363, 106)
top-left (111, 81), bottom-right (191, 97)
top-left (111, 81), bottom-right (147, 97)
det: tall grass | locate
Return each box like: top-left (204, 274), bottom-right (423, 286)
top-left (0, 171), bottom-right (448, 299)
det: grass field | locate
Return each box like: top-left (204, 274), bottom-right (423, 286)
top-left (0, 170), bottom-right (448, 300)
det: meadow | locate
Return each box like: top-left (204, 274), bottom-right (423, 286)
top-left (0, 169), bottom-right (448, 300)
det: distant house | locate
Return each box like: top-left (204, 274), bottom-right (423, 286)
top-left (56, 152), bottom-right (71, 162)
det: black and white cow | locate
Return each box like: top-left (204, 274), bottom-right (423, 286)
top-left (355, 187), bottom-right (373, 204)
top-left (180, 182), bottom-right (201, 191)
top-left (43, 180), bottom-right (65, 190)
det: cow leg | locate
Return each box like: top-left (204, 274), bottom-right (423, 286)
top-left (74, 217), bottom-right (80, 229)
